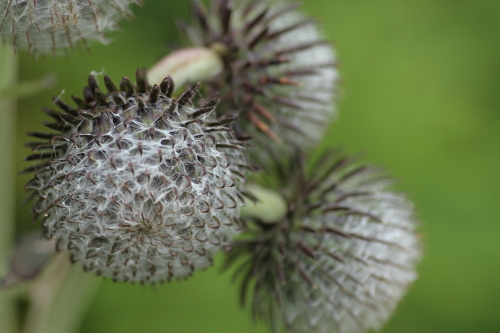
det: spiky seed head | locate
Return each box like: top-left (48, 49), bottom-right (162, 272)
top-left (23, 70), bottom-right (250, 284)
top-left (227, 151), bottom-right (421, 333)
top-left (180, 0), bottom-right (339, 164)
top-left (0, 0), bottom-right (141, 55)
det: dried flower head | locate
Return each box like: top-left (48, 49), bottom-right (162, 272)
top-left (0, 0), bottom-right (141, 55)
top-left (180, 0), bottom-right (339, 161)
top-left (22, 70), bottom-right (250, 284)
top-left (227, 151), bottom-right (421, 333)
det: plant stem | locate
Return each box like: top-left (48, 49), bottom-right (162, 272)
top-left (0, 42), bottom-right (20, 333)
top-left (23, 255), bottom-right (101, 333)
top-left (45, 267), bottom-right (100, 333)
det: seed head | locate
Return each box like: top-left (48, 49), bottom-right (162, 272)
top-left (227, 151), bottom-right (421, 333)
top-left (23, 70), bottom-right (249, 284)
top-left (1, 232), bottom-right (55, 289)
top-left (180, 0), bottom-right (339, 163)
top-left (0, 0), bottom-right (141, 55)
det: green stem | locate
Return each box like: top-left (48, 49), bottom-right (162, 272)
top-left (23, 255), bottom-right (101, 333)
top-left (1, 74), bottom-right (56, 100)
top-left (46, 269), bottom-right (100, 333)
top-left (0, 42), bottom-right (20, 333)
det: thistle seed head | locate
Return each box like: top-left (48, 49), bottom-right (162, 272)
top-left (227, 151), bottom-right (421, 333)
top-left (23, 70), bottom-right (249, 284)
top-left (180, 0), bottom-right (339, 164)
top-left (0, 0), bottom-right (141, 55)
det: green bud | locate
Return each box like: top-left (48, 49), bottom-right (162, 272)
top-left (241, 184), bottom-right (288, 223)
top-left (147, 47), bottom-right (224, 89)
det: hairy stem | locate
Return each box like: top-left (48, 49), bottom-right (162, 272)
top-left (0, 43), bottom-right (20, 333)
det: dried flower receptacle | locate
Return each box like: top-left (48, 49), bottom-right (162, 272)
top-left (228, 151), bottom-right (421, 333)
top-left (179, 0), bottom-right (339, 164)
top-left (23, 70), bottom-right (250, 284)
top-left (0, 0), bottom-right (141, 55)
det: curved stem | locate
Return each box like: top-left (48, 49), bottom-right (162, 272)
top-left (0, 42), bottom-right (20, 333)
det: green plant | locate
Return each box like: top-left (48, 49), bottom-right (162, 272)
top-left (0, 1), bottom-right (422, 333)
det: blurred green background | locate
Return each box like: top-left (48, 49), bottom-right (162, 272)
top-left (10, 0), bottom-right (500, 332)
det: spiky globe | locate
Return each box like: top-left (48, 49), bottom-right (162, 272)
top-left (180, 0), bottom-right (339, 163)
top-left (228, 151), bottom-right (421, 333)
top-left (23, 71), bottom-right (249, 284)
top-left (0, 0), bottom-right (140, 55)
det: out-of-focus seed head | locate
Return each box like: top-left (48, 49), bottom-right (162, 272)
top-left (23, 70), bottom-right (250, 284)
top-left (180, 0), bottom-right (339, 164)
top-left (0, 0), bottom-right (141, 55)
top-left (227, 151), bottom-right (421, 333)
top-left (1, 232), bottom-right (56, 289)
